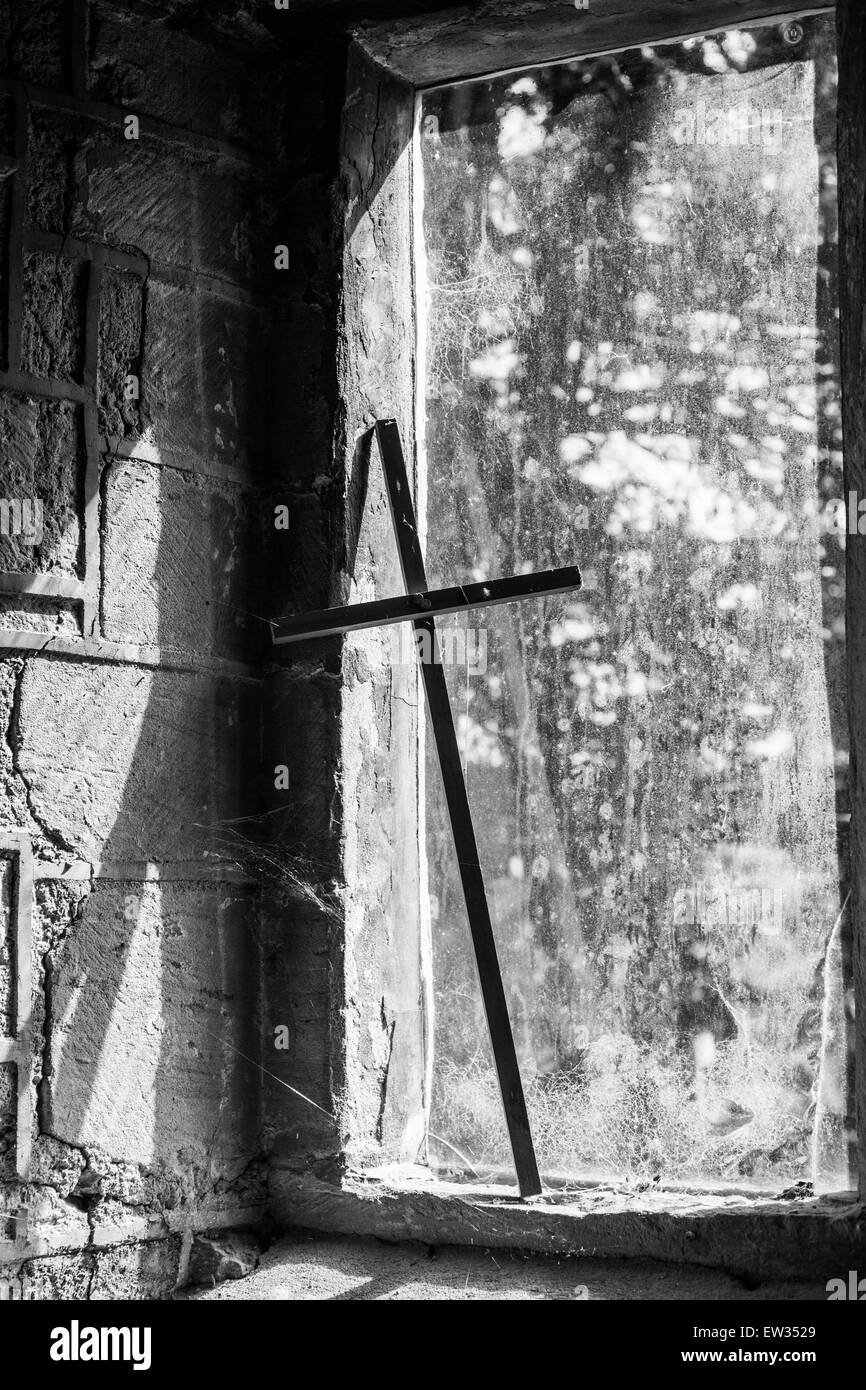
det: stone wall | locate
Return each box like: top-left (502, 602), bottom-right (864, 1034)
top-left (0, 0), bottom-right (330, 1296)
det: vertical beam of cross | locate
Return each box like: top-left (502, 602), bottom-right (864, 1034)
top-left (374, 419), bottom-right (542, 1199)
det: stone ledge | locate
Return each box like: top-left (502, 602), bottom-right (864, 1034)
top-left (269, 1170), bottom-right (866, 1281)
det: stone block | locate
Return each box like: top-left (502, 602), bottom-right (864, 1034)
top-left (0, 1064), bottom-right (15, 1182)
top-left (101, 459), bottom-right (269, 659)
top-left (187, 1229), bottom-right (262, 1286)
top-left (16, 660), bottom-right (261, 860)
top-left (26, 110), bottom-right (70, 237)
top-left (198, 295), bottom-right (271, 471)
top-left (0, 856), bottom-right (12, 1036)
top-left (141, 277), bottom-right (203, 457)
top-left (89, 2), bottom-right (280, 150)
top-left (0, 93), bottom-right (14, 159)
top-left (192, 164), bottom-right (263, 285)
top-left (24, 1252), bottom-right (93, 1301)
top-left (44, 880), bottom-right (261, 1177)
top-left (0, 395), bottom-right (83, 577)
top-left (21, 253), bottom-right (87, 383)
top-left (0, 1), bottom-right (65, 89)
top-left (89, 1237), bottom-right (182, 1300)
top-left (98, 265), bottom-right (144, 440)
top-left (0, 597), bottom-right (80, 633)
top-left (84, 136), bottom-right (196, 268)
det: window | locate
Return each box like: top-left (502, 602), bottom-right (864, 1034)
top-left (416, 13), bottom-right (852, 1192)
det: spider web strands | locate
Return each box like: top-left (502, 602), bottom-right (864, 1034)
top-left (201, 1025), bottom-right (491, 1180)
top-left (269, 565), bottom-right (582, 645)
top-left (374, 417), bottom-right (546, 1199)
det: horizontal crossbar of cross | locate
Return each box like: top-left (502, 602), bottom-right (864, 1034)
top-left (270, 565), bottom-right (582, 645)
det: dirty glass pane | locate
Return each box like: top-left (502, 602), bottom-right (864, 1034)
top-left (419, 16), bottom-right (852, 1191)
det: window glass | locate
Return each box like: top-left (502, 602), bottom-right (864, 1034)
top-left (419, 16), bottom-right (851, 1190)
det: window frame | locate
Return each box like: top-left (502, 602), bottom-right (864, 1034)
top-left (291, 0), bottom-right (865, 1272)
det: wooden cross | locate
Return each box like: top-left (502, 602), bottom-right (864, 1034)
top-left (271, 419), bottom-right (583, 1198)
